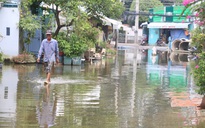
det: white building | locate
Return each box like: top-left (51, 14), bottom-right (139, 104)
top-left (0, 2), bottom-right (20, 57)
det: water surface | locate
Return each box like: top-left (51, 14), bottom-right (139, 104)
top-left (0, 49), bottom-right (205, 128)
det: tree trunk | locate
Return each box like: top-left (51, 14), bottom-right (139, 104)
top-left (53, 5), bottom-right (61, 37)
top-left (52, 5), bottom-right (74, 37)
top-left (198, 95), bottom-right (205, 109)
top-left (53, 26), bottom-right (61, 37)
top-left (19, 28), bottom-right (25, 53)
top-left (53, 21), bottom-right (74, 37)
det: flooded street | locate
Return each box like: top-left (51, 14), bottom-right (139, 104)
top-left (1, 48), bottom-right (205, 128)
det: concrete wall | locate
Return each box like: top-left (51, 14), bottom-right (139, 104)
top-left (124, 29), bottom-right (142, 43)
top-left (0, 6), bottom-right (20, 57)
top-left (148, 28), bottom-right (159, 45)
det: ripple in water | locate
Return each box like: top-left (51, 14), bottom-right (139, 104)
top-left (28, 77), bottom-right (91, 85)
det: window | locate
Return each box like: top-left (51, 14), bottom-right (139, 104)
top-left (6, 27), bottom-right (10, 36)
top-left (4, 87), bottom-right (8, 99)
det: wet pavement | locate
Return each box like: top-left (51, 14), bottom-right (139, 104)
top-left (1, 48), bottom-right (205, 128)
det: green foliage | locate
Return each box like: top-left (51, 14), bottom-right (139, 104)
top-left (185, 0), bottom-right (205, 95)
top-left (74, 13), bottom-right (99, 47)
top-left (19, 0), bottom-right (123, 56)
top-left (56, 32), bottom-right (71, 57)
top-left (30, 0), bottom-right (124, 36)
top-left (56, 28), bottom-right (97, 58)
top-left (68, 33), bottom-right (88, 57)
top-left (56, 32), bottom-right (68, 50)
top-left (98, 41), bottom-right (106, 49)
top-left (106, 49), bottom-right (116, 56)
top-left (56, 13), bottom-right (99, 57)
top-left (0, 52), bottom-right (3, 62)
top-left (191, 28), bottom-right (205, 53)
top-left (129, 0), bottom-right (163, 24)
top-left (182, 0), bottom-right (205, 27)
top-left (193, 52), bottom-right (205, 95)
top-left (20, 0), bottom-right (124, 36)
top-left (19, 0), bottom-right (41, 45)
top-left (0, 0), bottom-right (6, 2)
top-left (83, 0), bottom-right (125, 19)
top-left (19, 15), bottom-right (41, 44)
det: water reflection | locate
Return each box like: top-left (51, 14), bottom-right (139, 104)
top-left (146, 49), bottom-right (189, 91)
top-left (1, 48), bottom-right (205, 128)
top-left (36, 84), bottom-right (56, 128)
top-left (0, 66), bottom-right (18, 127)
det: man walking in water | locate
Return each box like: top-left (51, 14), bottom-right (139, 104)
top-left (37, 30), bottom-right (59, 84)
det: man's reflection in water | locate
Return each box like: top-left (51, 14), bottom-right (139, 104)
top-left (36, 84), bottom-right (56, 128)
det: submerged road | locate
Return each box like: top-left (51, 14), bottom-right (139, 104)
top-left (117, 43), bottom-right (169, 51)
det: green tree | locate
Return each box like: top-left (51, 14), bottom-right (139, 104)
top-left (129, 0), bottom-right (163, 25)
top-left (18, 0), bottom-right (124, 58)
top-left (123, 0), bottom-right (134, 11)
top-left (182, 0), bottom-right (205, 96)
top-left (84, 0), bottom-right (124, 19)
top-left (19, 0), bottom-right (41, 52)
top-left (56, 12), bottom-right (100, 57)
top-left (20, 0), bottom-right (124, 37)
top-left (19, 0), bottom-right (124, 53)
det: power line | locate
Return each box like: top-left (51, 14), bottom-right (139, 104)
top-left (124, 11), bottom-right (195, 17)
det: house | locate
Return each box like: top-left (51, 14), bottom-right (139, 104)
top-left (144, 6), bottom-right (194, 46)
top-left (100, 16), bottom-right (140, 45)
top-left (0, 1), bottom-right (20, 57)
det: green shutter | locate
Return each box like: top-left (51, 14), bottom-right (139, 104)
top-left (166, 6), bottom-right (173, 22)
top-left (149, 9), bottom-right (154, 22)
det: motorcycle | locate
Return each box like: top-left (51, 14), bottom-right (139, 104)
top-left (141, 34), bottom-right (148, 46)
top-left (156, 37), bottom-right (166, 46)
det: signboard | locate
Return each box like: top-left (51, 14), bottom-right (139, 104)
top-left (148, 23), bottom-right (190, 29)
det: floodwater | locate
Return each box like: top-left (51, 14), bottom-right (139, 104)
top-left (1, 48), bottom-right (205, 128)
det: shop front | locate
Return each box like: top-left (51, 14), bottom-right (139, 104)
top-left (147, 22), bottom-right (192, 46)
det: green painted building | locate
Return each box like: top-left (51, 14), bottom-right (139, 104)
top-left (146, 6), bottom-right (193, 46)
top-left (149, 6), bottom-right (192, 22)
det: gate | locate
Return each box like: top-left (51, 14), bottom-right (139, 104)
top-left (118, 31), bottom-right (125, 43)
top-left (25, 30), bottom-right (42, 57)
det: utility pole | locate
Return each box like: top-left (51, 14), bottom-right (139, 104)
top-left (134, 0), bottom-right (139, 44)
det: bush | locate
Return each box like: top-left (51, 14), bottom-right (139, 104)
top-left (193, 52), bottom-right (205, 94)
top-left (56, 33), bottom-right (71, 57)
top-left (56, 33), bottom-right (89, 57)
top-left (12, 53), bottom-right (36, 64)
top-left (191, 28), bottom-right (205, 52)
top-left (0, 52), bottom-right (3, 63)
top-left (106, 49), bottom-right (116, 56)
top-left (68, 34), bottom-right (88, 57)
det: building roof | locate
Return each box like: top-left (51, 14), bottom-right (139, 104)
top-left (147, 22), bottom-right (190, 29)
top-left (101, 16), bottom-right (122, 29)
